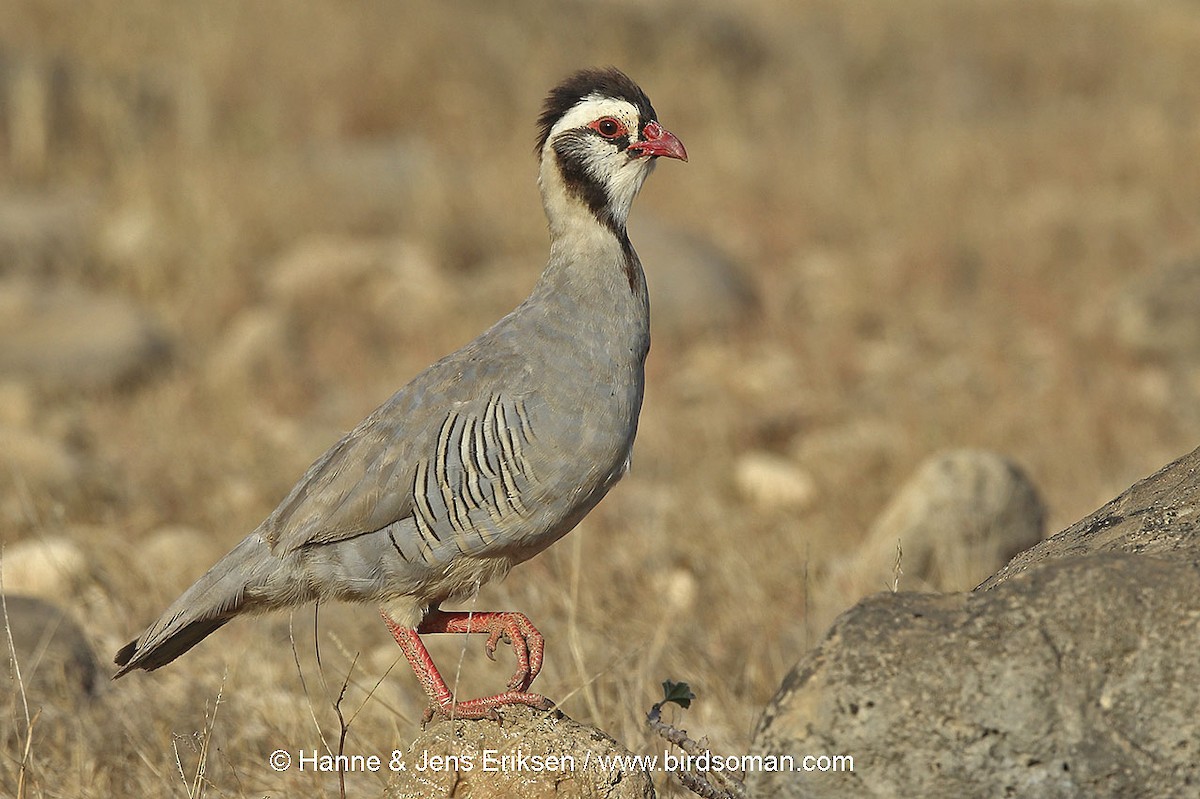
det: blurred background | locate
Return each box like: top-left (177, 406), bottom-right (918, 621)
top-left (3, 0), bottom-right (1200, 795)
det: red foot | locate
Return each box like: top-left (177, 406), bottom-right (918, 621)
top-left (381, 609), bottom-right (553, 722)
top-left (419, 609), bottom-right (545, 691)
top-left (422, 690), bottom-right (554, 723)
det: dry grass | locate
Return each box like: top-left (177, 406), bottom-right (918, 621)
top-left (3, 0), bottom-right (1200, 796)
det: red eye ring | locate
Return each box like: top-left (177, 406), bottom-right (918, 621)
top-left (590, 117), bottom-right (625, 138)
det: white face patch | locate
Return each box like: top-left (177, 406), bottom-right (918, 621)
top-left (547, 95), bottom-right (642, 143)
top-left (542, 95), bottom-right (655, 227)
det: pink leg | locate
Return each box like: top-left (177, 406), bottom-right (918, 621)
top-left (419, 610), bottom-right (545, 691)
top-left (380, 609), bottom-right (553, 722)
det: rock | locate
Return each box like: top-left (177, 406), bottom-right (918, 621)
top-left (752, 556), bottom-right (1200, 799)
top-left (267, 234), bottom-right (453, 334)
top-left (981, 444), bottom-right (1200, 588)
top-left (386, 705), bottom-right (655, 799)
top-left (0, 279), bottom-right (169, 388)
top-left (0, 381), bottom-right (36, 427)
top-left (1110, 260), bottom-right (1200, 363)
top-left (97, 202), bottom-right (172, 272)
top-left (0, 595), bottom-right (99, 708)
top-left (751, 446), bottom-right (1200, 798)
top-left (830, 450), bottom-right (1045, 600)
top-left (733, 452), bottom-right (818, 510)
top-left (131, 526), bottom-right (223, 594)
top-left (1, 536), bottom-right (89, 598)
top-left (293, 136), bottom-right (452, 236)
top-left (0, 425), bottom-right (84, 525)
top-left (0, 190), bottom-right (97, 277)
top-left (791, 418), bottom-right (906, 489)
top-left (204, 307), bottom-right (294, 390)
top-left (629, 218), bottom-right (757, 338)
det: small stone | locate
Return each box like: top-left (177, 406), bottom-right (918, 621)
top-left (0, 381), bottom-right (36, 427)
top-left (0, 425), bottom-right (81, 489)
top-left (0, 190), bottom-right (97, 277)
top-left (0, 426), bottom-right (83, 525)
top-left (268, 235), bottom-right (450, 313)
top-left (266, 235), bottom-right (454, 345)
top-left (734, 452), bottom-right (818, 510)
top-left (204, 307), bottom-right (293, 389)
top-left (133, 526), bottom-right (222, 593)
top-left (1, 537), bottom-right (88, 598)
top-left (663, 566), bottom-right (699, 611)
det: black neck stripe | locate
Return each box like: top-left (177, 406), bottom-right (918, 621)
top-left (553, 135), bottom-right (618, 233)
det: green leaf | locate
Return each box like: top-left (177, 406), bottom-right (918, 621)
top-left (660, 680), bottom-right (695, 709)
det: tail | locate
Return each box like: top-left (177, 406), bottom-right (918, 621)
top-left (114, 533), bottom-right (272, 678)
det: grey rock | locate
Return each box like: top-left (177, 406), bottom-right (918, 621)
top-left (733, 451), bottom-right (818, 510)
top-left (629, 218), bottom-right (757, 337)
top-left (815, 450), bottom-right (1045, 635)
top-left (982, 444), bottom-right (1200, 588)
top-left (857, 450), bottom-right (1044, 593)
top-left (203, 306), bottom-right (293, 391)
top-left (751, 445), bottom-right (1200, 799)
top-left (1111, 259), bottom-right (1200, 363)
top-left (0, 279), bottom-right (169, 388)
top-left (300, 136), bottom-right (450, 233)
top-left (1, 595), bottom-right (99, 709)
top-left (266, 234), bottom-right (453, 338)
top-left (0, 191), bottom-right (97, 277)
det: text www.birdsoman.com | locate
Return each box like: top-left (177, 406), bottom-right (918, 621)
top-left (268, 747), bottom-right (853, 775)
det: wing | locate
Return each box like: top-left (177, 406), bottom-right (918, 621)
top-left (261, 347), bottom-right (546, 558)
top-left (404, 392), bottom-right (543, 560)
top-left (261, 408), bottom-right (426, 553)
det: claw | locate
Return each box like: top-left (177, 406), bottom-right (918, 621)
top-left (425, 692), bottom-right (551, 721)
top-left (408, 609), bottom-right (548, 704)
top-left (485, 628), bottom-right (503, 661)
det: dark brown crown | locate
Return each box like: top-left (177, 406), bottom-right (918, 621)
top-left (535, 67), bottom-right (657, 155)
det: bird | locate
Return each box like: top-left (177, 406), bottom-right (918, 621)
top-left (113, 67), bottom-right (686, 721)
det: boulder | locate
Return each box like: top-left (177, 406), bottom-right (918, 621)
top-left (823, 450), bottom-right (1044, 614)
top-left (981, 445), bottom-right (1200, 587)
top-left (0, 191), bottom-right (97, 277)
top-left (629, 218), bottom-right (757, 338)
top-left (0, 279), bottom-right (169, 389)
top-left (1, 595), bottom-right (99, 711)
top-left (1110, 260), bottom-right (1200, 363)
top-left (750, 445), bottom-right (1200, 798)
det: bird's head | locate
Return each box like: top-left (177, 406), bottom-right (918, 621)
top-left (536, 68), bottom-right (686, 234)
